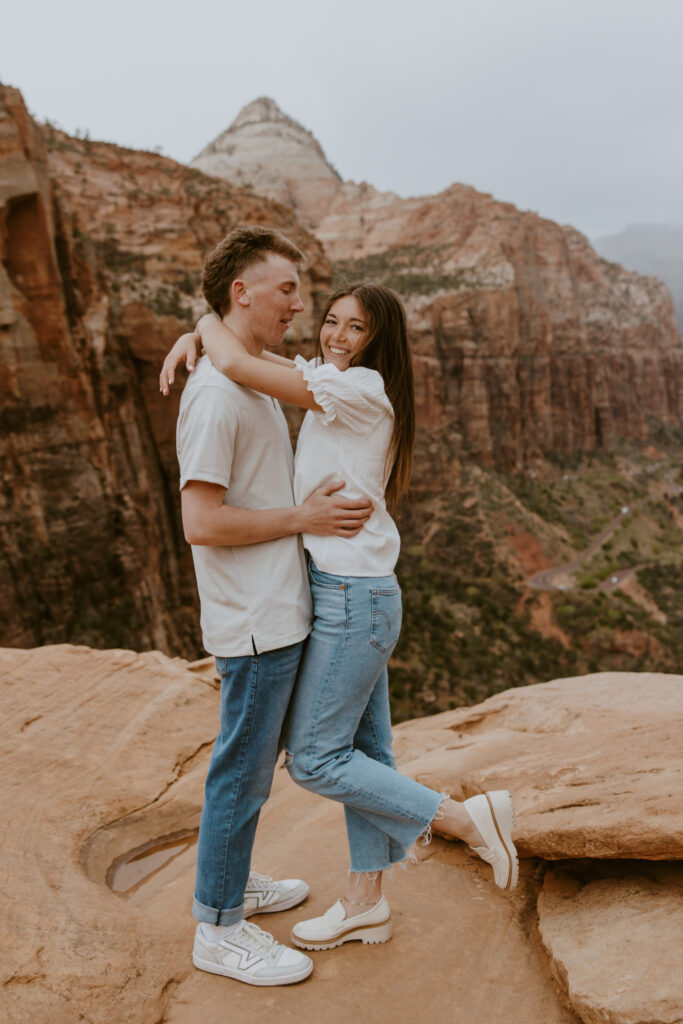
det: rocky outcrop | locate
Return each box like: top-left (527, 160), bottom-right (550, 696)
top-left (191, 97), bottom-right (343, 229)
top-left (323, 184), bottom-right (683, 473)
top-left (538, 864), bottom-right (683, 1024)
top-left (195, 102), bottom-right (683, 473)
top-left (0, 84), bottom-right (329, 653)
top-left (1, 645), bottom-right (681, 1024)
top-left (0, 645), bottom-right (218, 1024)
top-left (393, 671), bottom-right (683, 860)
top-left (594, 223), bottom-right (683, 333)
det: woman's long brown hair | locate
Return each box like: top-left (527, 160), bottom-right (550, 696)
top-left (316, 283), bottom-right (415, 511)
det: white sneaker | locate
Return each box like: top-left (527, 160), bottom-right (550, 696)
top-left (291, 896), bottom-right (392, 951)
top-left (464, 790), bottom-right (519, 891)
top-left (244, 871), bottom-right (309, 917)
top-left (192, 920), bottom-right (313, 986)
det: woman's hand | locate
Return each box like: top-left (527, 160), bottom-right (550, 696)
top-left (159, 330), bottom-right (201, 395)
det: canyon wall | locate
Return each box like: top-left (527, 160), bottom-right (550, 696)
top-left (2, 86), bottom-right (683, 677)
top-left (594, 223), bottom-right (683, 333)
top-left (321, 181), bottom-right (683, 477)
top-left (0, 85), bottom-right (329, 653)
top-left (193, 98), bottom-right (683, 482)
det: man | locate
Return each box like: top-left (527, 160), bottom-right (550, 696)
top-left (165, 226), bottom-right (371, 986)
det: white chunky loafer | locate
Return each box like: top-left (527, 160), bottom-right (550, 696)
top-left (463, 790), bottom-right (518, 891)
top-left (291, 896), bottom-right (392, 951)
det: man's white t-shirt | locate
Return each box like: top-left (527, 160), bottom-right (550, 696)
top-left (293, 356), bottom-right (401, 577)
top-left (176, 356), bottom-right (312, 657)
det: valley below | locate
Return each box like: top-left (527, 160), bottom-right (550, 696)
top-left (392, 438), bottom-right (683, 719)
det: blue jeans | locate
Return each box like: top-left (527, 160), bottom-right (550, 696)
top-left (193, 641), bottom-right (304, 925)
top-left (284, 562), bottom-right (444, 873)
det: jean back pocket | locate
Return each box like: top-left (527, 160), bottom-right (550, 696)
top-left (369, 586), bottom-right (402, 654)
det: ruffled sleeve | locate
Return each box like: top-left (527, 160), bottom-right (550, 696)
top-left (294, 356), bottom-right (392, 430)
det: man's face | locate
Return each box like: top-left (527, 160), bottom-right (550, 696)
top-left (238, 253), bottom-right (304, 346)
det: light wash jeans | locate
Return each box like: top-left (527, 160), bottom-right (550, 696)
top-left (284, 561), bottom-right (444, 873)
top-left (193, 641), bottom-right (304, 925)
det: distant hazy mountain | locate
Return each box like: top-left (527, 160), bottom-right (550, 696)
top-left (593, 225), bottom-right (683, 333)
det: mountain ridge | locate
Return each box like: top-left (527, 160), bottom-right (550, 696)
top-left (191, 96), bottom-right (342, 227)
top-left (593, 222), bottom-right (683, 332)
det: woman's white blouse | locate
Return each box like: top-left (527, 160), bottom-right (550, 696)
top-left (293, 356), bottom-right (401, 577)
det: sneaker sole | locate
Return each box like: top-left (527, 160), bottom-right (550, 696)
top-left (192, 952), bottom-right (313, 986)
top-left (244, 883), bottom-right (310, 918)
top-left (485, 790), bottom-right (519, 892)
top-left (290, 919), bottom-right (393, 951)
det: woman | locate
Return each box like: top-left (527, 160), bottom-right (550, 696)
top-left (163, 283), bottom-right (517, 951)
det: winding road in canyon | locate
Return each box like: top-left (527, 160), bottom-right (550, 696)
top-left (527, 466), bottom-right (682, 594)
top-left (528, 509), bottom-right (636, 593)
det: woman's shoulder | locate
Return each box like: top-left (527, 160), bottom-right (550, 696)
top-left (295, 355), bottom-right (386, 394)
top-left (294, 355), bottom-right (392, 429)
top-left (342, 365), bottom-right (385, 391)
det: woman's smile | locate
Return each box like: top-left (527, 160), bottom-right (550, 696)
top-left (320, 295), bottom-right (370, 370)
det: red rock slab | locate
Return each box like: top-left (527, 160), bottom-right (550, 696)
top-left (149, 774), bottom-right (576, 1024)
top-left (392, 672), bottom-right (683, 860)
top-left (0, 644), bottom-right (218, 1024)
top-left (538, 863), bottom-right (683, 1024)
top-left (0, 644), bottom-right (575, 1024)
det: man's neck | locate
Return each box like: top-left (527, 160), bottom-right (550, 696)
top-left (222, 312), bottom-right (264, 358)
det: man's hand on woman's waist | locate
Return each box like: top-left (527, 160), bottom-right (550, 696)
top-left (297, 481), bottom-right (372, 537)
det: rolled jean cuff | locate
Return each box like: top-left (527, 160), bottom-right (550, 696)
top-left (193, 894), bottom-right (244, 926)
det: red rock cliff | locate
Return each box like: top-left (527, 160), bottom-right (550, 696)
top-left (322, 182), bottom-right (683, 476)
top-left (0, 85), bottom-right (329, 651)
top-left (194, 100), bottom-right (683, 478)
top-left (3, 85), bottom-right (683, 682)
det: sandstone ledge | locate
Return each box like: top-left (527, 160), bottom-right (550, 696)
top-left (1, 646), bottom-right (681, 1024)
top-left (394, 672), bottom-right (683, 860)
top-left (539, 863), bottom-right (683, 1024)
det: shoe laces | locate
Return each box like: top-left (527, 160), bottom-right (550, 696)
top-left (231, 921), bottom-right (282, 958)
top-left (247, 871), bottom-right (286, 894)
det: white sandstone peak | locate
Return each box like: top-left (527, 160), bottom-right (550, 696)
top-left (229, 96), bottom-right (304, 131)
top-left (191, 96), bottom-right (342, 227)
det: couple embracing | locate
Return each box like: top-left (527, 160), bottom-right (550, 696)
top-left (160, 225), bottom-right (517, 987)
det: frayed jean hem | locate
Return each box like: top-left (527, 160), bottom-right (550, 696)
top-left (347, 790), bottom-right (448, 874)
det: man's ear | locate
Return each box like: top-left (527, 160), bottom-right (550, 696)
top-left (232, 279), bottom-right (250, 308)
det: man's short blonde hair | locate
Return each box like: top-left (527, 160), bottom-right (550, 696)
top-left (202, 225), bottom-right (304, 316)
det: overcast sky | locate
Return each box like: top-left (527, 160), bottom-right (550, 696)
top-left (3, 0), bottom-right (682, 238)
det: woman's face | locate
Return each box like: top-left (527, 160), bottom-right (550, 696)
top-left (320, 295), bottom-right (370, 371)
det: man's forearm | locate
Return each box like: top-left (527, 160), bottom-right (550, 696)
top-left (261, 350), bottom-right (296, 368)
top-left (200, 318), bottom-right (318, 410)
top-left (184, 502), bottom-right (303, 547)
top-left (181, 478), bottom-right (371, 546)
